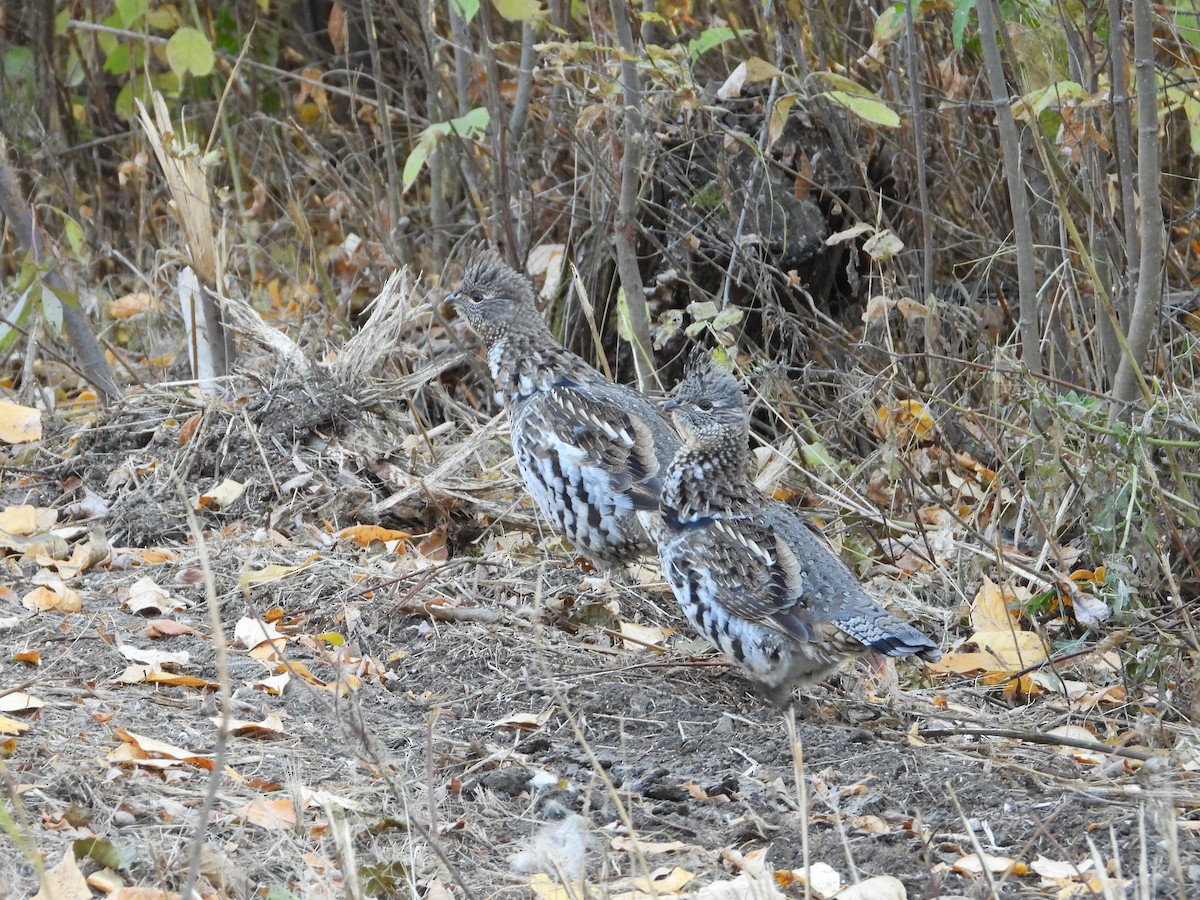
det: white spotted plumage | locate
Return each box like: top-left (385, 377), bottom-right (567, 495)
top-left (448, 249), bottom-right (679, 567)
top-left (657, 352), bottom-right (941, 704)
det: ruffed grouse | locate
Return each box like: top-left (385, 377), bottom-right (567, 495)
top-left (657, 353), bottom-right (941, 704)
top-left (446, 248), bottom-right (679, 567)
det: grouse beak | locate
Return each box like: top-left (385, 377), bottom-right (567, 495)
top-left (440, 290), bottom-right (461, 318)
top-left (663, 399), bottom-right (680, 412)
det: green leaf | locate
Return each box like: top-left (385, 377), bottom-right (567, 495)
top-left (1176, 0), bottom-right (1200, 52)
top-left (114, 0), bottom-right (147, 28)
top-left (952, 0), bottom-right (977, 49)
top-left (711, 307), bottom-right (743, 333)
top-left (1012, 81), bottom-right (1085, 120)
top-left (873, 3), bottom-right (905, 43)
top-left (615, 287), bottom-right (633, 342)
top-left (103, 44), bottom-right (133, 76)
top-left (73, 837), bottom-right (136, 870)
top-left (449, 106), bottom-right (491, 137)
top-left (3, 46), bottom-right (33, 80)
top-left (146, 6), bottom-right (183, 30)
top-left (402, 135), bottom-right (436, 192)
top-left (821, 91), bottom-right (901, 128)
top-left (687, 300), bottom-right (718, 322)
top-left (801, 440), bottom-right (838, 472)
top-left (166, 27), bottom-right (215, 79)
top-left (40, 288), bottom-right (63, 336)
top-left (813, 71), bottom-right (874, 98)
top-left (1184, 97), bottom-right (1200, 154)
top-left (768, 93), bottom-right (797, 149)
top-left (450, 0), bottom-right (481, 21)
top-left (862, 229), bottom-right (905, 261)
top-left (653, 308), bottom-right (683, 350)
top-left (492, 0), bottom-right (543, 21)
top-left (48, 208), bottom-right (89, 263)
top-left (687, 26), bottom-right (736, 58)
top-left (0, 283), bottom-right (38, 355)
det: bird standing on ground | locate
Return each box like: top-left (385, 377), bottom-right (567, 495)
top-left (656, 352), bottom-right (941, 705)
top-left (446, 248), bottom-right (679, 568)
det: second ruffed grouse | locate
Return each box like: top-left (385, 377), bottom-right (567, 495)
top-left (446, 248), bottom-right (679, 567)
top-left (657, 352), bottom-right (941, 704)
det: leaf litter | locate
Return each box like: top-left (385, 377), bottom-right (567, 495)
top-left (0, 273), bottom-right (1197, 897)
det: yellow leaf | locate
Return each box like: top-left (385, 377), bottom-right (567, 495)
top-left (618, 621), bottom-right (674, 651)
top-left (193, 477), bottom-right (245, 510)
top-left (23, 583), bottom-right (83, 613)
top-left (0, 503), bottom-right (39, 534)
top-left (971, 575), bottom-right (1023, 632)
top-left (107, 291), bottom-right (158, 318)
top-left (32, 848), bottom-right (91, 900)
top-left (529, 873), bottom-right (580, 900)
top-left (238, 554), bottom-right (318, 589)
top-left (338, 524), bottom-right (412, 547)
top-left (235, 796), bottom-right (298, 830)
top-left (0, 401), bottom-right (42, 443)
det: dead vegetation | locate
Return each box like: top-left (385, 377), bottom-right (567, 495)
top-left (2, 0), bottom-right (1200, 897)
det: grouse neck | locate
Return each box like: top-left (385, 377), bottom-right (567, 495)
top-left (487, 330), bottom-right (595, 406)
top-left (661, 440), bottom-right (756, 525)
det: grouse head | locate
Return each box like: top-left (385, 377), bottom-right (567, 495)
top-left (665, 350), bottom-right (748, 451)
top-left (445, 248), bottom-right (541, 343)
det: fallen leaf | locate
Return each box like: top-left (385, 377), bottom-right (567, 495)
top-left (492, 710), bottom-right (551, 730)
top-left (107, 291), bottom-right (158, 318)
top-left (219, 713), bottom-right (287, 739)
top-left (1030, 854), bottom-right (1093, 881)
top-left (610, 836), bottom-right (691, 854)
top-left (781, 860), bottom-right (841, 896)
top-left (32, 848), bottom-right (90, 900)
top-left (119, 645), bottom-right (190, 667)
top-left (144, 619), bottom-right (196, 638)
top-left (109, 729), bottom-right (212, 770)
top-left (234, 796), bottom-right (297, 830)
top-left (950, 852), bottom-right (1026, 876)
top-left (125, 577), bottom-right (185, 616)
top-left (832, 874), bottom-right (907, 899)
top-left (0, 691), bottom-right (45, 713)
top-left (618, 621), bottom-right (673, 651)
top-left (338, 524), bottom-right (412, 548)
top-left (234, 616), bottom-right (287, 651)
top-left (0, 714), bottom-right (32, 734)
top-left (193, 478), bottom-right (245, 510)
top-left (23, 581), bottom-right (83, 613)
top-left (0, 401), bottom-right (42, 444)
top-left (238, 555), bottom-right (318, 589)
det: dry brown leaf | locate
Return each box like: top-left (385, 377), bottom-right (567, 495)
top-left (338, 524), bottom-right (412, 547)
top-left (950, 852), bottom-right (1026, 876)
top-left (23, 579), bottom-right (83, 613)
top-left (107, 291), bottom-right (158, 318)
top-left (109, 728), bottom-right (212, 770)
top-left (234, 616), bottom-right (287, 651)
top-left (126, 576), bottom-right (185, 616)
top-left (235, 796), bottom-right (297, 830)
top-left (144, 619), bottom-right (196, 638)
top-left (618, 621), bottom-right (673, 651)
top-left (219, 713), bottom-right (287, 739)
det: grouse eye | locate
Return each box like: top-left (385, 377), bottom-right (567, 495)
top-left (697, 399), bottom-right (714, 411)
top-left (470, 291), bottom-right (484, 303)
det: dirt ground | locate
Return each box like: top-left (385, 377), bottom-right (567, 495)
top-left (2, 382), bottom-right (1199, 900)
